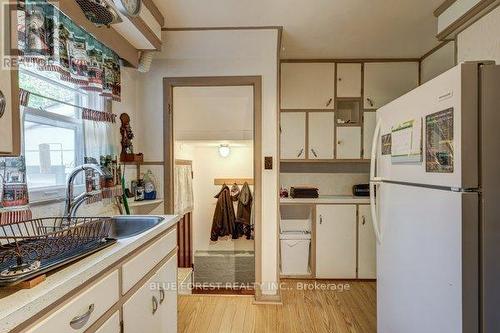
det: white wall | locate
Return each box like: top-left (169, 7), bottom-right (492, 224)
top-left (457, 5), bottom-right (500, 64)
top-left (137, 29), bottom-right (279, 295)
top-left (421, 41), bottom-right (456, 83)
top-left (179, 142), bottom-right (254, 252)
top-left (280, 173), bottom-right (369, 196)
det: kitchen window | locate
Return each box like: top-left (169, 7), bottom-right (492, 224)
top-left (19, 67), bottom-right (106, 203)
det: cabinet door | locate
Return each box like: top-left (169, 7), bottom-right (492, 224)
top-left (363, 112), bottom-right (377, 159)
top-left (280, 112), bottom-right (306, 159)
top-left (358, 205), bottom-right (376, 279)
top-left (363, 62), bottom-right (419, 109)
top-left (308, 112), bottom-right (334, 159)
top-left (157, 254), bottom-right (178, 333)
top-left (281, 63), bottom-right (335, 109)
top-left (316, 205), bottom-right (357, 278)
top-left (336, 127), bottom-right (361, 159)
top-left (0, 1), bottom-right (20, 156)
top-left (337, 63), bottom-right (362, 97)
top-left (95, 312), bottom-right (120, 333)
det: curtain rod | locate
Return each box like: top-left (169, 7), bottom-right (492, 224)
top-left (22, 89), bottom-right (107, 115)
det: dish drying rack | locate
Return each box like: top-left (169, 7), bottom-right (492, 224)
top-left (0, 217), bottom-right (115, 286)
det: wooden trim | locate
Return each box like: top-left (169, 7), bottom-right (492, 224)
top-left (214, 178), bottom-right (254, 185)
top-left (11, 224), bottom-right (179, 333)
top-left (420, 40), bottom-right (453, 61)
top-left (162, 26), bottom-right (283, 31)
top-left (142, 0), bottom-right (165, 27)
top-left (47, 0), bottom-right (139, 67)
top-left (281, 58), bottom-right (421, 63)
top-left (163, 75), bottom-right (264, 300)
top-left (275, 26), bottom-right (283, 303)
top-left (434, 0), bottom-right (458, 17)
top-left (280, 159), bottom-right (370, 163)
top-left (175, 159), bottom-right (192, 166)
top-left (128, 15), bottom-right (162, 50)
top-left (436, 0), bottom-right (500, 40)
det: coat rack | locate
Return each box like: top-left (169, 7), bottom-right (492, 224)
top-left (214, 178), bottom-right (254, 185)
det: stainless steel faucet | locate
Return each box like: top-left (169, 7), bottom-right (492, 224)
top-left (64, 164), bottom-right (107, 218)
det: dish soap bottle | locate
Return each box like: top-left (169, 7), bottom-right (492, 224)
top-left (143, 169), bottom-right (157, 200)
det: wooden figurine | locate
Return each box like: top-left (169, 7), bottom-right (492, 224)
top-left (119, 113), bottom-right (143, 162)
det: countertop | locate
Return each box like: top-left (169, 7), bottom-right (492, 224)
top-left (0, 214), bottom-right (181, 333)
top-left (280, 195), bottom-right (370, 204)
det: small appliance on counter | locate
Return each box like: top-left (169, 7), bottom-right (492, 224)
top-left (290, 186), bottom-right (319, 199)
top-left (352, 184), bottom-right (370, 197)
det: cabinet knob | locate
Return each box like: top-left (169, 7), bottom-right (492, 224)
top-left (337, 140), bottom-right (343, 145)
top-left (319, 215), bottom-right (323, 224)
top-left (338, 77), bottom-right (342, 82)
top-left (362, 216), bottom-right (366, 225)
top-left (69, 304), bottom-right (95, 329)
top-left (152, 296), bottom-right (159, 315)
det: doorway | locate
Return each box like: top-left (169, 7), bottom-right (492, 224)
top-left (163, 76), bottom-right (262, 295)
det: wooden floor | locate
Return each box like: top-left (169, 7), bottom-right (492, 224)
top-left (178, 280), bottom-right (376, 333)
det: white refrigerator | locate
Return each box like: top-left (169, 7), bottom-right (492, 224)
top-left (370, 62), bottom-right (500, 333)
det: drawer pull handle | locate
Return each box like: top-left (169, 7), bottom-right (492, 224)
top-left (159, 288), bottom-right (165, 304)
top-left (297, 148), bottom-right (304, 158)
top-left (362, 216), bottom-right (366, 225)
top-left (326, 98), bottom-right (333, 107)
top-left (69, 304), bottom-right (94, 330)
top-left (366, 98), bottom-right (374, 107)
top-left (319, 215), bottom-right (323, 224)
top-left (152, 296), bottom-right (159, 314)
top-left (311, 148), bottom-right (318, 158)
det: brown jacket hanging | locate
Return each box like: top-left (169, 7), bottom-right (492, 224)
top-left (210, 185), bottom-right (236, 241)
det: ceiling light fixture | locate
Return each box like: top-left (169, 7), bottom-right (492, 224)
top-left (218, 144), bottom-right (231, 158)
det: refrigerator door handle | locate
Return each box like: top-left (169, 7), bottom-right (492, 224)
top-left (370, 118), bottom-right (383, 244)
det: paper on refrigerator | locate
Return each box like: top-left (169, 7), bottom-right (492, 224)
top-left (391, 119), bottom-right (422, 164)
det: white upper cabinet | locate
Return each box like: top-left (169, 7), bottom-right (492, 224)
top-left (363, 112), bottom-right (377, 159)
top-left (336, 63), bottom-right (362, 97)
top-left (358, 205), bottom-right (376, 279)
top-left (280, 112), bottom-right (306, 159)
top-left (336, 127), bottom-right (361, 160)
top-left (281, 63), bottom-right (335, 109)
top-left (363, 62), bottom-right (419, 109)
top-left (308, 112), bottom-right (335, 159)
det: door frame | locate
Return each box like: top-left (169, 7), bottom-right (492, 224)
top-left (163, 76), bottom-right (263, 295)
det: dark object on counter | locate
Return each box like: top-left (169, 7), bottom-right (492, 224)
top-left (290, 187), bottom-right (319, 199)
top-left (353, 184), bottom-right (370, 197)
top-left (0, 217), bottom-right (116, 287)
top-left (280, 187), bottom-right (289, 198)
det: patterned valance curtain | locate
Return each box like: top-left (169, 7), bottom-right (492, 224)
top-left (17, 0), bottom-right (121, 101)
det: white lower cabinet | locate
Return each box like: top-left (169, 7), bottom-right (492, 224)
top-left (95, 311), bottom-right (120, 333)
top-left (26, 271), bottom-right (120, 333)
top-left (358, 205), bottom-right (376, 279)
top-left (123, 254), bottom-right (178, 333)
top-left (315, 205), bottom-right (357, 278)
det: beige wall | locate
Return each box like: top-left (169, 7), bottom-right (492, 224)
top-left (280, 173), bottom-right (369, 196)
top-left (421, 41), bottom-right (456, 83)
top-left (457, 6), bottom-right (500, 63)
top-left (137, 29), bottom-right (280, 295)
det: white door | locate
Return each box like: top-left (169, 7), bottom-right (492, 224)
top-left (336, 127), bottom-right (361, 159)
top-left (363, 62), bottom-right (419, 109)
top-left (308, 112), bottom-right (335, 159)
top-left (280, 112), bottom-right (306, 159)
top-left (358, 205), bottom-right (376, 279)
top-left (316, 205), bottom-right (357, 278)
top-left (337, 63), bottom-right (362, 97)
top-left (363, 112), bottom-right (376, 159)
top-left (281, 63), bottom-right (335, 109)
top-left (95, 312), bottom-right (120, 333)
top-left (156, 255), bottom-right (178, 333)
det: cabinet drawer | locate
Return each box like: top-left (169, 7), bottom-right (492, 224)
top-left (27, 270), bottom-right (119, 333)
top-left (122, 228), bottom-right (177, 293)
top-left (95, 311), bottom-right (120, 333)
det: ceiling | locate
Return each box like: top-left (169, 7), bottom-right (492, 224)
top-left (155, 0), bottom-right (443, 59)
